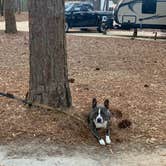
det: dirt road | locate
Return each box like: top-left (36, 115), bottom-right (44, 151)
top-left (0, 21), bottom-right (29, 32)
top-left (0, 21), bottom-right (165, 40)
top-left (0, 141), bottom-right (166, 166)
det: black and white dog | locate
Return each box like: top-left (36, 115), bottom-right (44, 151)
top-left (88, 98), bottom-right (111, 145)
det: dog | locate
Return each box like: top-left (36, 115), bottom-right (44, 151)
top-left (88, 98), bottom-right (111, 145)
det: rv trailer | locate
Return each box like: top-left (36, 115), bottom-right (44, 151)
top-left (114, 0), bottom-right (166, 29)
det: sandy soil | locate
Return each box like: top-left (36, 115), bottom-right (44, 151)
top-left (0, 21), bottom-right (29, 32)
top-left (0, 140), bottom-right (166, 166)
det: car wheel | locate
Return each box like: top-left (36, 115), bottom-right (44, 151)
top-left (65, 22), bottom-right (69, 33)
top-left (97, 23), bottom-right (107, 33)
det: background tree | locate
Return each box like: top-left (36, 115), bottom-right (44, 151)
top-left (4, 0), bottom-right (17, 33)
top-left (15, 0), bottom-right (21, 14)
top-left (29, 0), bottom-right (72, 108)
top-left (92, 0), bottom-right (101, 10)
top-left (103, 0), bottom-right (109, 10)
top-left (0, 0), bottom-right (4, 16)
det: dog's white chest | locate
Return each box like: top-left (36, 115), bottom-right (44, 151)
top-left (94, 121), bottom-right (108, 129)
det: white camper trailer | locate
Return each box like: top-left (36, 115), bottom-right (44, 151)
top-left (114, 0), bottom-right (166, 29)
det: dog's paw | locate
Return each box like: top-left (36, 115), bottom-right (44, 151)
top-left (99, 139), bottom-right (106, 146)
top-left (106, 136), bottom-right (111, 144)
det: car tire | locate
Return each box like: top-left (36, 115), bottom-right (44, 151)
top-left (97, 23), bottom-right (107, 33)
top-left (65, 22), bottom-right (69, 33)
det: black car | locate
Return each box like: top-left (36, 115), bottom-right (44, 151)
top-left (65, 2), bottom-right (113, 32)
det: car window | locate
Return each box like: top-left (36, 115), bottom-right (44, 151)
top-left (142, 0), bottom-right (157, 14)
top-left (65, 2), bottom-right (71, 9)
top-left (65, 3), bottom-right (74, 12)
top-left (73, 5), bottom-right (82, 12)
top-left (65, 3), bottom-right (93, 12)
top-left (81, 5), bottom-right (93, 12)
top-left (86, 5), bottom-right (93, 11)
top-left (81, 6), bottom-right (88, 12)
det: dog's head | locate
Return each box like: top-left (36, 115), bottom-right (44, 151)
top-left (92, 98), bottom-right (110, 124)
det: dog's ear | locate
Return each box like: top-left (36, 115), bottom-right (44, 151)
top-left (92, 98), bottom-right (97, 108)
top-left (104, 99), bottom-right (109, 109)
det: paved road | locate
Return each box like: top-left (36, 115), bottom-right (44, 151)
top-left (0, 21), bottom-right (165, 41)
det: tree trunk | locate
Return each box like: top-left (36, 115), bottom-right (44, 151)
top-left (0, 0), bottom-right (1, 15)
top-left (29, 0), bottom-right (72, 108)
top-left (4, 0), bottom-right (17, 33)
top-left (16, 0), bottom-right (21, 14)
top-left (0, 0), bottom-right (4, 16)
top-left (93, 0), bottom-right (101, 10)
top-left (106, 0), bottom-right (109, 11)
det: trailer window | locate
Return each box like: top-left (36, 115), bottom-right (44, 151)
top-left (142, 0), bottom-right (157, 14)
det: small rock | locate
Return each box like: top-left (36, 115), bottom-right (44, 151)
top-left (95, 67), bottom-right (100, 71)
top-left (146, 138), bottom-right (156, 144)
top-left (46, 138), bottom-right (51, 142)
top-left (68, 78), bottom-right (75, 83)
top-left (115, 138), bottom-right (123, 143)
top-left (144, 84), bottom-right (149, 88)
top-left (84, 87), bottom-right (89, 91)
top-left (119, 93), bottom-right (123, 97)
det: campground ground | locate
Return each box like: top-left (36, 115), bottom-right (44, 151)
top-left (0, 14), bottom-right (166, 165)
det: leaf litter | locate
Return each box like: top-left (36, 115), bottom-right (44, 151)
top-left (0, 30), bottom-right (166, 148)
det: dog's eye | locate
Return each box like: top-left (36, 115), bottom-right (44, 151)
top-left (94, 112), bottom-right (98, 117)
top-left (100, 110), bottom-right (105, 115)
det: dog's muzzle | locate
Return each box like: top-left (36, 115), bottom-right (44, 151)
top-left (96, 117), bottom-right (103, 123)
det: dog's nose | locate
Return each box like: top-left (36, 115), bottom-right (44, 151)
top-left (97, 118), bottom-right (102, 123)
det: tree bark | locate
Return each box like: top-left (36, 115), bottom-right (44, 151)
top-left (0, 0), bottom-right (4, 16)
top-left (0, 0), bottom-right (1, 15)
top-left (15, 0), bottom-right (21, 14)
top-left (93, 0), bottom-right (101, 10)
top-left (4, 0), bottom-right (17, 33)
top-left (29, 0), bottom-right (72, 108)
top-left (106, 0), bottom-right (109, 11)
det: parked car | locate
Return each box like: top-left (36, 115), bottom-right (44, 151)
top-left (65, 1), bottom-right (114, 32)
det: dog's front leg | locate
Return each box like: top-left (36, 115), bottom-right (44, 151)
top-left (106, 121), bottom-right (111, 144)
top-left (89, 121), bottom-right (105, 145)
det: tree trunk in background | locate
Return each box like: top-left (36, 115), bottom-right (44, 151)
top-left (29, 0), bottom-right (72, 108)
top-left (15, 0), bottom-right (21, 14)
top-left (0, 0), bottom-right (1, 15)
top-left (0, 0), bottom-right (4, 16)
top-left (106, 0), bottom-right (109, 11)
top-left (93, 0), bottom-right (101, 10)
top-left (4, 0), bottom-right (17, 33)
